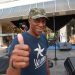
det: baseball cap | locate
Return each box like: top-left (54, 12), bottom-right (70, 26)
top-left (28, 8), bottom-right (47, 19)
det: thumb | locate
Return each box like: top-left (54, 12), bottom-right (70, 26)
top-left (17, 34), bottom-right (24, 44)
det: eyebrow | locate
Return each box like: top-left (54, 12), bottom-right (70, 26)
top-left (34, 18), bottom-right (46, 21)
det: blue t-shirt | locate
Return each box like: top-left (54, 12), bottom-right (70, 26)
top-left (7, 32), bottom-right (48, 75)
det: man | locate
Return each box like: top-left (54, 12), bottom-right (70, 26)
top-left (21, 22), bottom-right (28, 32)
top-left (6, 8), bottom-right (50, 75)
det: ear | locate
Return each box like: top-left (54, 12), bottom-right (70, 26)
top-left (28, 18), bottom-right (31, 24)
top-left (28, 20), bottom-right (30, 24)
top-left (29, 18), bottom-right (32, 25)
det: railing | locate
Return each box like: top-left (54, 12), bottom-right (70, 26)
top-left (0, 33), bottom-right (17, 37)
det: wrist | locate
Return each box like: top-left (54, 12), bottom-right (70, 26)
top-left (7, 61), bottom-right (21, 74)
top-left (6, 66), bottom-right (21, 75)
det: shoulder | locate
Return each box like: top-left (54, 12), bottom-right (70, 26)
top-left (7, 36), bottom-right (18, 56)
top-left (41, 33), bottom-right (47, 39)
top-left (22, 32), bottom-right (30, 38)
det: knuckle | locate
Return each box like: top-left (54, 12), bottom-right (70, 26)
top-left (12, 61), bottom-right (29, 68)
top-left (11, 55), bottom-right (17, 62)
top-left (23, 62), bottom-right (29, 68)
top-left (25, 57), bottom-right (29, 62)
top-left (25, 45), bottom-right (30, 50)
top-left (25, 51), bottom-right (30, 56)
top-left (12, 49), bottom-right (18, 56)
top-left (14, 45), bottom-right (19, 49)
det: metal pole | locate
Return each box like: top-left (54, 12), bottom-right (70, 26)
top-left (53, 14), bottom-right (58, 61)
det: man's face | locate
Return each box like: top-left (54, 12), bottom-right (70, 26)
top-left (29, 17), bottom-right (46, 36)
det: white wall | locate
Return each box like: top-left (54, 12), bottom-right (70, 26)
top-left (60, 26), bottom-right (67, 42)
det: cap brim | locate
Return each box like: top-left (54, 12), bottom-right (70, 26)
top-left (31, 14), bottom-right (48, 19)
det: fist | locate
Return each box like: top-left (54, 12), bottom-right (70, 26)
top-left (10, 34), bottom-right (30, 69)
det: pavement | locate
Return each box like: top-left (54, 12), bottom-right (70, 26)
top-left (47, 48), bottom-right (75, 75)
top-left (0, 48), bottom-right (7, 57)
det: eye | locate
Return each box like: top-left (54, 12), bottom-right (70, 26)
top-left (34, 18), bottom-right (46, 24)
top-left (42, 20), bottom-right (46, 23)
top-left (34, 19), bottom-right (40, 23)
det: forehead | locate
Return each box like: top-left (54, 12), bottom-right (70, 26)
top-left (33, 17), bottom-right (46, 21)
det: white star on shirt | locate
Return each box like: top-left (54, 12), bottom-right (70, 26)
top-left (34, 43), bottom-right (44, 58)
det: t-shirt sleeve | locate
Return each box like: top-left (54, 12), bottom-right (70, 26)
top-left (7, 37), bottom-right (18, 57)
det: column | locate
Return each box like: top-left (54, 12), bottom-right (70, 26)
top-left (0, 24), bottom-right (3, 47)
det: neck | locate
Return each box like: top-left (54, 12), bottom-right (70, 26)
top-left (27, 30), bottom-right (40, 38)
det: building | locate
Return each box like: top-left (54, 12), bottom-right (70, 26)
top-left (0, 0), bottom-right (75, 48)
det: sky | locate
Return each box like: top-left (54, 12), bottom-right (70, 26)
top-left (0, 0), bottom-right (55, 9)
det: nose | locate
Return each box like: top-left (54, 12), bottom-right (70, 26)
top-left (39, 22), bottom-right (45, 27)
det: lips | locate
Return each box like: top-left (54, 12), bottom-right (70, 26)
top-left (36, 29), bottom-right (43, 32)
top-left (36, 28), bottom-right (44, 31)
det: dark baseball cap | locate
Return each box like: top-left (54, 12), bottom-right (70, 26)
top-left (28, 8), bottom-right (47, 19)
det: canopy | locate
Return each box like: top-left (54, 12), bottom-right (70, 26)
top-left (12, 14), bottom-right (75, 31)
top-left (46, 14), bottom-right (75, 31)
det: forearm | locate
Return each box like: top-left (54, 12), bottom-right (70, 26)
top-left (47, 67), bottom-right (50, 75)
top-left (46, 58), bottom-right (50, 75)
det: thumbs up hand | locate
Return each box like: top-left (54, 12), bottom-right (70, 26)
top-left (10, 34), bottom-right (30, 69)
